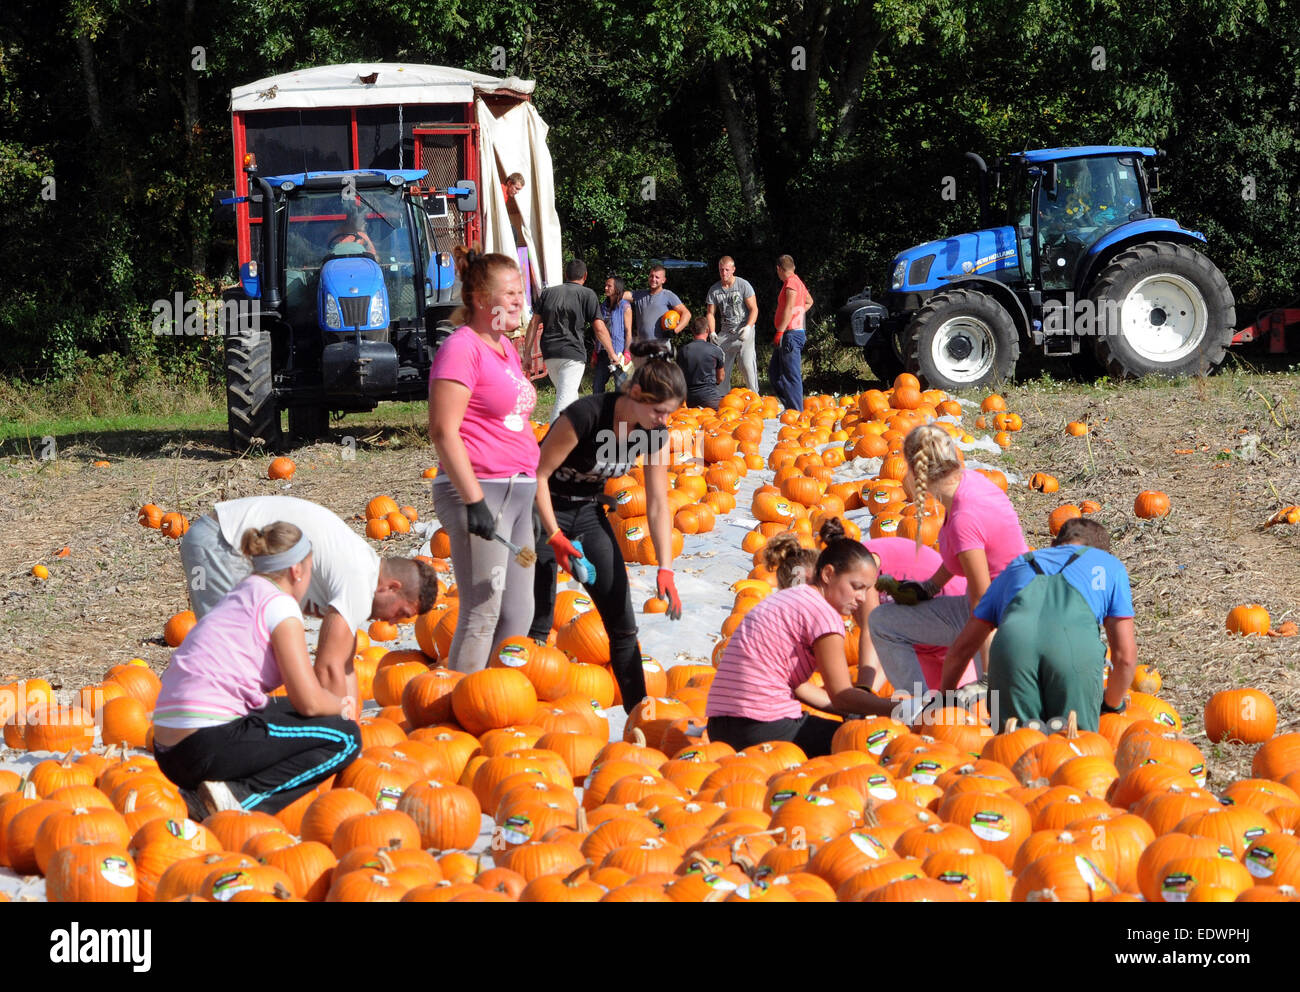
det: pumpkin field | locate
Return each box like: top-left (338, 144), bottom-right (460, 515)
top-left (2, 368), bottom-right (1299, 904)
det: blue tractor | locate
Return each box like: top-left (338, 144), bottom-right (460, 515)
top-left (223, 159), bottom-right (476, 449)
top-left (837, 146), bottom-right (1236, 391)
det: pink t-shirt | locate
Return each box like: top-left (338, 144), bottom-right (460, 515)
top-left (707, 584), bottom-right (845, 722)
top-left (775, 274), bottom-right (812, 332)
top-left (154, 576), bottom-right (302, 728)
top-left (866, 537), bottom-right (974, 687)
top-left (938, 470), bottom-right (1028, 582)
top-left (429, 325), bottom-right (539, 478)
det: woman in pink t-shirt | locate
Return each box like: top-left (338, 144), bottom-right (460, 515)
top-left (867, 424), bottom-right (1028, 697)
top-left (706, 520), bottom-right (899, 757)
top-left (154, 522), bottom-right (360, 819)
top-left (429, 247), bottom-right (540, 673)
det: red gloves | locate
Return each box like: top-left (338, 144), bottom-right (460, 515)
top-left (548, 530), bottom-right (581, 575)
top-left (657, 568), bottom-right (682, 620)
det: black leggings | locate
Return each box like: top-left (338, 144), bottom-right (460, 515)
top-left (529, 499), bottom-right (646, 713)
top-left (707, 714), bottom-right (840, 758)
top-left (155, 699), bottom-right (361, 815)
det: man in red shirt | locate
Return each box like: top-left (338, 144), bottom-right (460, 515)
top-left (769, 255), bottom-right (813, 411)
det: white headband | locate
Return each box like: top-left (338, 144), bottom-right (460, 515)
top-left (251, 534), bottom-right (312, 572)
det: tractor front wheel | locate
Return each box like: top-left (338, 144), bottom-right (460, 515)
top-left (904, 288), bottom-right (1020, 392)
top-left (1090, 241), bottom-right (1235, 379)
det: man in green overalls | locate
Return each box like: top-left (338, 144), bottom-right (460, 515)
top-left (939, 518), bottom-right (1137, 732)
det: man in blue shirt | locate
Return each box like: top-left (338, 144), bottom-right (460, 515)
top-left (940, 517), bottom-right (1138, 731)
top-left (631, 263), bottom-right (691, 345)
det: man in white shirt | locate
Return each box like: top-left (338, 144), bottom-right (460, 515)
top-left (706, 256), bottom-right (759, 392)
top-left (179, 495), bottom-right (439, 702)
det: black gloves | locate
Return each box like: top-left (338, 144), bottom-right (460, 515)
top-left (465, 499), bottom-right (497, 540)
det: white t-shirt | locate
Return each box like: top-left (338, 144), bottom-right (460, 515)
top-left (214, 495), bottom-right (380, 631)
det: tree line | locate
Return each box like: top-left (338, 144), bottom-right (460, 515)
top-left (1, 0), bottom-right (1296, 385)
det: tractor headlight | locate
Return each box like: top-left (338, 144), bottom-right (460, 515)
top-left (324, 295), bottom-right (342, 329)
top-left (368, 294), bottom-right (386, 326)
top-left (891, 260), bottom-right (907, 290)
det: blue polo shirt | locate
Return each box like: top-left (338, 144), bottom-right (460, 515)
top-left (973, 545), bottom-right (1134, 626)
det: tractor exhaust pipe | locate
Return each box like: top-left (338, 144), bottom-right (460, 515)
top-left (248, 172), bottom-right (283, 312)
top-left (965, 152), bottom-right (990, 229)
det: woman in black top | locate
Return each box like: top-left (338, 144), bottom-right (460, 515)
top-left (528, 341), bottom-right (687, 711)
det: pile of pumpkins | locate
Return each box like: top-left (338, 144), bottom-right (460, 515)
top-left (5, 379), bottom-right (1298, 902)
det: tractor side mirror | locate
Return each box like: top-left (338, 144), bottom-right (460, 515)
top-left (1044, 163), bottom-right (1058, 198)
top-left (451, 179), bottom-right (478, 214)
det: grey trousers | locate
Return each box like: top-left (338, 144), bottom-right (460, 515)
top-left (178, 513), bottom-right (253, 618)
top-left (432, 475), bottom-right (538, 673)
top-left (717, 326), bottom-right (759, 393)
top-left (868, 594), bottom-right (985, 695)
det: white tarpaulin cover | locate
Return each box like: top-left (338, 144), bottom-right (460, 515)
top-left (229, 63), bottom-right (534, 111)
top-left (476, 97), bottom-right (564, 290)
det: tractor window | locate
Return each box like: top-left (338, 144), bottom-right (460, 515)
top-left (1036, 156), bottom-right (1146, 289)
top-left (279, 188), bottom-right (419, 322)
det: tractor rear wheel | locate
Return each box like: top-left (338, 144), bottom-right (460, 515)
top-left (1090, 241), bottom-right (1235, 379)
top-left (225, 329), bottom-right (281, 452)
top-left (904, 288), bottom-right (1019, 392)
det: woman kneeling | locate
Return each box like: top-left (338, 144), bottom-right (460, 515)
top-left (705, 519), bottom-right (899, 757)
top-left (153, 522), bottom-right (361, 817)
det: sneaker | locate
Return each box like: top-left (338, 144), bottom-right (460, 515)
top-left (198, 781), bottom-right (243, 814)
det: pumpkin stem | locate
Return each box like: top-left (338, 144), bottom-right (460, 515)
top-left (1005, 718), bottom-right (1019, 733)
top-left (562, 864), bottom-right (591, 886)
top-left (376, 849), bottom-right (397, 874)
top-left (123, 789), bottom-right (138, 814)
top-left (62, 750), bottom-right (80, 767)
top-left (1066, 711), bottom-right (1078, 739)
top-left (1026, 887), bottom-right (1061, 902)
top-left (576, 807), bottom-right (589, 832)
top-left (272, 881), bottom-right (294, 900)
top-left (22, 780), bottom-right (37, 799)
top-left (630, 727), bottom-right (647, 747)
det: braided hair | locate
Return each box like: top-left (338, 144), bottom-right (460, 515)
top-left (903, 424), bottom-right (963, 550)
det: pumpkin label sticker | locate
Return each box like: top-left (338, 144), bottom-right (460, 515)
top-left (498, 643), bottom-right (529, 667)
top-left (377, 786), bottom-right (403, 810)
top-left (614, 489), bottom-right (634, 506)
top-left (500, 815), bottom-right (535, 846)
top-left (849, 832), bottom-right (889, 859)
top-left (210, 870), bottom-right (253, 901)
top-left (907, 760), bottom-right (943, 785)
top-left (100, 856), bottom-right (135, 888)
top-left (768, 789), bottom-right (798, 810)
top-left (970, 811), bottom-right (1011, 842)
top-left (866, 775), bottom-right (896, 800)
top-left (1160, 870), bottom-right (1195, 902)
top-left (165, 818), bottom-right (201, 841)
top-left (1074, 855), bottom-right (1107, 893)
top-left (865, 729), bottom-right (893, 754)
top-left (1245, 845), bottom-right (1278, 878)
top-left (624, 525), bottom-right (645, 541)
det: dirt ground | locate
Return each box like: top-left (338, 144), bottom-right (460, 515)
top-left (2, 369), bottom-right (1299, 784)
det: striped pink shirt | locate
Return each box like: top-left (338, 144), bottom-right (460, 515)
top-left (706, 584), bottom-right (846, 721)
top-left (154, 576), bottom-right (302, 728)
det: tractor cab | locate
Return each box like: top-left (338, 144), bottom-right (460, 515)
top-left (1013, 149), bottom-right (1153, 291)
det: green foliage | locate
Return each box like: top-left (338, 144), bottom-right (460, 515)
top-left (1, 0), bottom-right (1297, 389)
